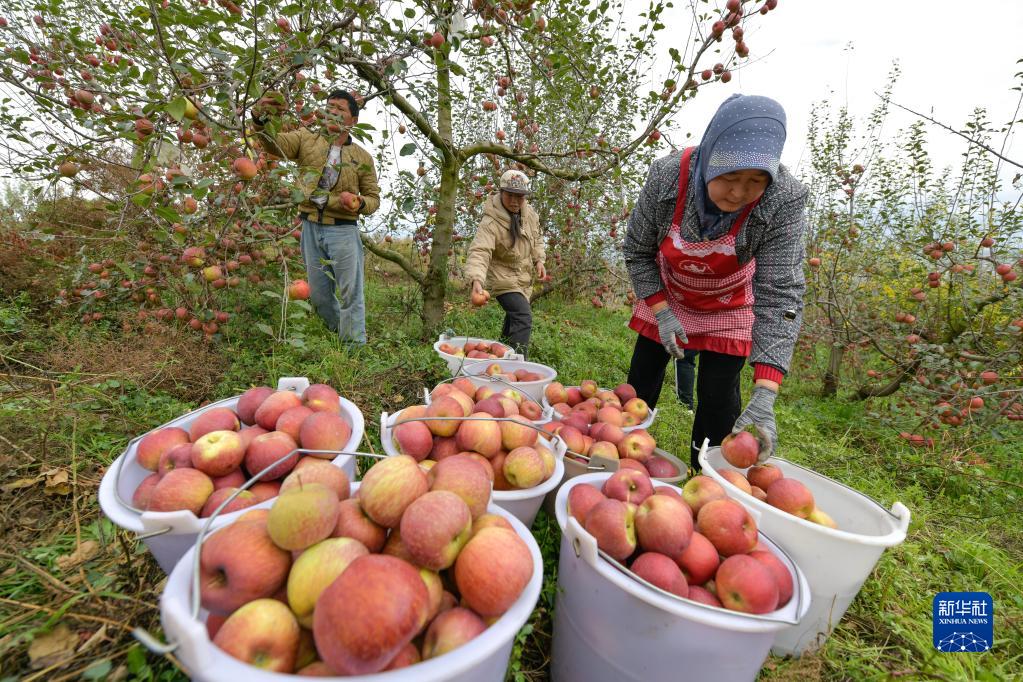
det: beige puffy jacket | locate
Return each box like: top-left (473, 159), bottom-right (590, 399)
top-left (464, 194), bottom-right (545, 298)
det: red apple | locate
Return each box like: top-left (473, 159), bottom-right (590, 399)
top-left (635, 493), bottom-right (693, 556)
top-left (623, 397), bottom-right (650, 422)
top-left (613, 383), bottom-right (638, 404)
top-left (766, 478), bottom-right (815, 519)
top-left (303, 384), bottom-right (341, 414)
top-left (422, 607), bottom-right (487, 659)
top-left (400, 490), bottom-right (473, 570)
top-left (267, 482), bottom-right (341, 551)
top-left (147, 468), bottom-right (213, 514)
top-left (132, 472), bottom-right (161, 509)
top-left (282, 457), bottom-right (351, 500)
top-left (618, 429), bottom-right (656, 462)
top-left (237, 387), bottom-right (274, 425)
top-left (190, 408), bottom-right (241, 441)
top-left (630, 552), bottom-right (689, 597)
top-left (568, 484), bottom-right (606, 526)
top-left (672, 531), bottom-right (719, 585)
top-left (199, 518), bottom-right (292, 614)
top-left (299, 412), bottom-right (352, 454)
top-left (602, 468), bottom-right (654, 505)
top-left (275, 405), bottom-right (314, 442)
top-left (136, 427), bottom-right (190, 471)
top-left (254, 391), bottom-right (304, 430)
top-left (245, 431), bottom-right (300, 480)
top-left (681, 475), bottom-right (727, 516)
top-left (545, 382), bottom-right (569, 404)
top-left (715, 554), bottom-right (779, 614)
top-left (584, 498), bottom-right (637, 561)
top-left (719, 469), bottom-right (752, 494)
top-left (213, 598), bottom-right (299, 672)
top-left (696, 498), bottom-right (758, 556)
top-left (721, 431), bottom-right (760, 468)
top-left (332, 498), bottom-right (387, 551)
top-left (157, 442), bottom-right (194, 475)
top-left (687, 584), bottom-right (722, 607)
top-left (454, 412), bottom-right (503, 457)
top-left (503, 446), bottom-right (545, 489)
top-left (200, 487), bottom-right (258, 517)
top-left (454, 527), bottom-right (534, 618)
top-left (357, 455), bottom-right (429, 527)
top-left (393, 418), bottom-right (434, 461)
top-left (313, 555), bottom-right (431, 675)
top-left (428, 454), bottom-right (492, 519)
top-left (749, 549), bottom-right (793, 607)
top-left (645, 456), bottom-right (678, 478)
top-left (746, 463), bottom-right (783, 491)
top-left (191, 430), bottom-right (245, 477)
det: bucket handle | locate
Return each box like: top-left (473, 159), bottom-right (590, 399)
top-left (563, 513), bottom-right (805, 625)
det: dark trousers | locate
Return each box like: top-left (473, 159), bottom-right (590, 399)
top-left (675, 350), bottom-right (698, 409)
top-left (627, 334), bottom-right (745, 471)
top-left (496, 292), bottom-right (532, 358)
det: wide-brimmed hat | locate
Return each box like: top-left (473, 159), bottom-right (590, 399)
top-left (499, 169), bottom-right (531, 195)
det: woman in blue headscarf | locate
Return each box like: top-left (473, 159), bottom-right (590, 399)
top-left (624, 94), bottom-right (809, 472)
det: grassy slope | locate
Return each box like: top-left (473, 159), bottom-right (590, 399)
top-left (0, 279), bottom-right (1020, 681)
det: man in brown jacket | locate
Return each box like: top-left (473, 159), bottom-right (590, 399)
top-left (252, 90), bottom-right (380, 344)
top-left (464, 170), bottom-right (546, 357)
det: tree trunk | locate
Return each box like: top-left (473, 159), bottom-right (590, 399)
top-left (420, 38), bottom-right (458, 338)
top-left (821, 342), bottom-right (844, 397)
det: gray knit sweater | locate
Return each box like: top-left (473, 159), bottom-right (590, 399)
top-left (623, 149), bottom-right (809, 373)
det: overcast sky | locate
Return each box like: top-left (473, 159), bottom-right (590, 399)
top-left (659, 0), bottom-right (1022, 183)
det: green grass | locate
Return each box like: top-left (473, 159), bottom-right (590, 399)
top-left (1, 278), bottom-right (1020, 681)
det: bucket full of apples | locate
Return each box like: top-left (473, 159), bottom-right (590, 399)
top-left (424, 377), bottom-right (548, 425)
top-left (550, 470), bottom-right (812, 682)
top-left (141, 452), bottom-right (543, 680)
top-left (98, 378), bottom-right (364, 573)
top-left (541, 380), bottom-right (657, 433)
top-left (433, 333), bottom-right (522, 375)
top-left (380, 380), bottom-right (565, 528)
top-left (698, 435), bottom-right (910, 656)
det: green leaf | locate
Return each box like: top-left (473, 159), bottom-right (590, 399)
top-left (291, 299), bottom-right (312, 312)
top-left (154, 205), bottom-right (181, 223)
top-left (167, 97), bottom-right (187, 122)
top-left (261, 290), bottom-right (282, 298)
top-left (256, 323), bottom-right (275, 336)
top-left (399, 143), bottom-right (417, 156)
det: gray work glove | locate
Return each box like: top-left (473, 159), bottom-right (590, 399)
top-left (732, 386), bottom-right (778, 462)
top-left (654, 306), bottom-right (688, 359)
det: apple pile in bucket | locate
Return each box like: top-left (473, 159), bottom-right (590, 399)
top-left (569, 469), bottom-right (794, 615)
top-left (719, 431), bottom-right (838, 528)
top-left (470, 362), bottom-right (546, 383)
top-left (437, 339), bottom-right (510, 360)
top-left (541, 382), bottom-right (677, 479)
top-left (392, 379), bottom-right (555, 490)
top-left (130, 384), bottom-right (352, 517)
top-left (201, 455), bottom-right (534, 674)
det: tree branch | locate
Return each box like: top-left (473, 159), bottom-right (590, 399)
top-left (361, 235), bottom-right (425, 285)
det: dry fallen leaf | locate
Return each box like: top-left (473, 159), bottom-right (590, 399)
top-left (44, 468), bottom-right (71, 495)
top-left (1, 476), bottom-right (41, 493)
top-left (28, 623), bottom-right (78, 669)
top-left (56, 540), bottom-right (100, 571)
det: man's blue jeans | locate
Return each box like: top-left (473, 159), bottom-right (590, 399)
top-left (300, 219), bottom-right (366, 344)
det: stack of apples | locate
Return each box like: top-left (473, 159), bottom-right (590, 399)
top-left (717, 432), bottom-right (838, 528)
top-left (130, 384), bottom-right (353, 517)
top-left (391, 379), bottom-right (557, 491)
top-left (469, 362), bottom-right (547, 383)
top-left (568, 469), bottom-right (795, 615)
top-left (541, 381), bottom-right (677, 479)
top-left (437, 339), bottom-right (511, 360)
top-left (544, 380), bottom-right (651, 428)
top-left (201, 454), bottom-right (535, 674)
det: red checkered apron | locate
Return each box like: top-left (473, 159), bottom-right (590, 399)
top-left (629, 147), bottom-right (759, 357)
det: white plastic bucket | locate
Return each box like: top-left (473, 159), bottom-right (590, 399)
top-left (433, 334), bottom-right (523, 375)
top-left (699, 444), bottom-right (910, 656)
top-left (458, 360), bottom-right (557, 402)
top-left (98, 378), bottom-right (364, 573)
top-left (157, 488), bottom-right (543, 681)
top-left (552, 473), bottom-right (812, 682)
top-left (541, 386), bottom-right (658, 433)
top-left (380, 411), bottom-right (565, 528)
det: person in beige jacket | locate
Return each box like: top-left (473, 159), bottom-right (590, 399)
top-left (464, 170), bottom-right (546, 357)
top-left (251, 90), bottom-right (380, 344)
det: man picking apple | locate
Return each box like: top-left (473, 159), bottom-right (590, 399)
top-left (624, 94), bottom-right (809, 471)
top-left (464, 170), bottom-right (546, 358)
top-left (252, 90), bottom-right (380, 344)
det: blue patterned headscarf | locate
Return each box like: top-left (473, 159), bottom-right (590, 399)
top-left (692, 94), bottom-right (787, 239)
